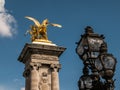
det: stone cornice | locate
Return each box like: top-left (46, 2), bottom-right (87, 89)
top-left (18, 43), bottom-right (66, 63)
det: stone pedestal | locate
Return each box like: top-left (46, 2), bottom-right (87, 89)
top-left (18, 43), bottom-right (66, 90)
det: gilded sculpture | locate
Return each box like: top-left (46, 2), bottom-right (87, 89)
top-left (25, 16), bottom-right (62, 43)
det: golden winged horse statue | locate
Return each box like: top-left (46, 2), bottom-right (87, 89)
top-left (25, 16), bottom-right (62, 42)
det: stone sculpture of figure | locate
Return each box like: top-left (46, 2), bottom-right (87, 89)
top-left (39, 72), bottom-right (50, 90)
top-left (25, 16), bottom-right (62, 42)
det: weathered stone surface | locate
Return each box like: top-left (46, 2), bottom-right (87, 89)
top-left (18, 43), bottom-right (66, 64)
top-left (18, 43), bottom-right (66, 90)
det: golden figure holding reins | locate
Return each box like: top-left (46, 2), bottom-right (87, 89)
top-left (25, 16), bottom-right (62, 43)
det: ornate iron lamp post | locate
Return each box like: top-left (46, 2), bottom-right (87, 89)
top-left (76, 26), bottom-right (117, 90)
top-left (95, 44), bottom-right (117, 90)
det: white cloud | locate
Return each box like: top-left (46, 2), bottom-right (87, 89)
top-left (21, 87), bottom-right (25, 90)
top-left (0, 85), bottom-right (24, 90)
top-left (0, 85), bottom-right (5, 90)
top-left (0, 85), bottom-right (13, 90)
top-left (0, 0), bottom-right (17, 37)
top-left (0, 0), bottom-right (5, 12)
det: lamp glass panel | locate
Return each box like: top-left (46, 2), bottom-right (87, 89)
top-left (82, 54), bottom-right (87, 60)
top-left (80, 76), bottom-right (93, 89)
top-left (77, 39), bottom-right (84, 55)
top-left (103, 56), bottom-right (115, 69)
top-left (80, 79), bottom-right (85, 89)
top-left (91, 52), bottom-right (100, 58)
top-left (95, 59), bottom-right (103, 71)
top-left (84, 77), bottom-right (93, 89)
top-left (88, 37), bottom-right (103, 51)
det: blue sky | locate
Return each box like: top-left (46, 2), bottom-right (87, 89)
top-left (0, 0), bottom-right (120, 90)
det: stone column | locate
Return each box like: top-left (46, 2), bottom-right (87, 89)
top-left (26, 77), bottom-right (30, 90)
top-left (30, 64), bottom-right (39, 90)
top-left (23, 69), bottom-right (30, 90)
top-left (51, 64), bottom-right (61, 90)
